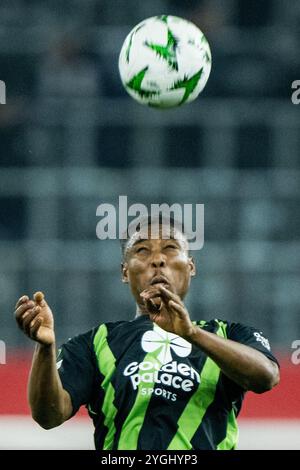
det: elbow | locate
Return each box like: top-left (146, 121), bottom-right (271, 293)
top-left (250, 362), bottom-right (280, 394)
top-left (30, 391), bottom-right (72, 430)
top-left (36, 420), bottom-right (58, 430)
top-left (31, 412), bottom-right (64, 430)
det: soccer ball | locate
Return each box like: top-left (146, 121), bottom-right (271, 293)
top-left (118, 15), bottom-right (212, 109)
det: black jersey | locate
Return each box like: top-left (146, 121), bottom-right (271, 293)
top-left (57, 315), bottom-right (278, 450)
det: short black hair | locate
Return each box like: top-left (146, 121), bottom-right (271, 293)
top-left (120, 214), bottom-right (188, 261)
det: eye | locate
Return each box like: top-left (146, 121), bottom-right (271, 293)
top-left (164, 244), bottom-right (178, 250)
top-left (136, 246), bottom-right (149, 254)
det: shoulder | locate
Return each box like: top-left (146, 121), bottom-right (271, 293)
top-left (193, 318), bottom-right (265, 340)
top-left (62, 326), bottom-right (98, 350)
top-left (62, 321), bottom-right (129, 349)
top-left (58, 321), bottom-right (128, 368)
top-left (193, 318), bottom-right (230, 333)
top-left (194, 317), bottom-right (278, 364)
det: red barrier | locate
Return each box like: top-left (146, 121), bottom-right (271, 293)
top-left (0, 352), bottom-right (87, 416)
top-left (240, 358), bottom-right (300, 419)
top-left (0, 352), bottom-right (298, 418)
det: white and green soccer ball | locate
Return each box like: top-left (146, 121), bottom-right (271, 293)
top-left (118, 15), bottom-right (212, 109)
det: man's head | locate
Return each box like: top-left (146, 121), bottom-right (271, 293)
top-left (121, 216), bottom-right (196, 309)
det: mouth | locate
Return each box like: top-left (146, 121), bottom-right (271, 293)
top-left (150, 276), bottom-right (170, 287)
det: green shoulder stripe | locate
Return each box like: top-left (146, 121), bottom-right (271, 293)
top-left (192, 320), bottom-right (207, 328)
top-left (215, 319), bottom-right (228, 338)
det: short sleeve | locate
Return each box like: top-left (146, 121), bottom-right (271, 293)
top-left (226, 322), bottom-right (280, 367)
top-left (57, 329), bottom-right (96, 416)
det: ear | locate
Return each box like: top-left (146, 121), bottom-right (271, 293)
top-left (189, 257), bottom-right (196, 277)
top-left (121, 262), bottom-right (129, 283)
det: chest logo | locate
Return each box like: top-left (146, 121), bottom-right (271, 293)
top-left (141, 325), bottom-right (192, 365)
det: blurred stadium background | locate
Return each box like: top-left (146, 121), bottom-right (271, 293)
top-left (0, 0), bottom-right (299, 449)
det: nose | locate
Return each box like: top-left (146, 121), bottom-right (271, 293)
top-left (151, 254), bottom-right (166, 268)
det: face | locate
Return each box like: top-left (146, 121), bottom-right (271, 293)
top-left (122, 225), bottom-right (196, 307)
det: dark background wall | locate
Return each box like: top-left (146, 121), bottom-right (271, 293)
top-left (0, 0), bottom-right (299, 352)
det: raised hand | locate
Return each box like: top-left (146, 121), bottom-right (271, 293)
top-left (140, 284), bottom-right (196, 340)
top-left (14, 292), bottom-right (55, 346)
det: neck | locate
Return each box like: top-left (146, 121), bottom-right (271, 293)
top-left (135, 303), bottom-right (148, 318)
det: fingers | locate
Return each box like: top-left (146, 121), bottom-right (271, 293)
top-left (14, 292), bottom-right (51, 344)
top-left (141, 285), bottom-right (183, 307)
top-left (28, 316), bottom-right (43, 340)
top-left (142, 285), bottom-right (186, 319)
top-left (140, 288), bottom-right (162, 313)
top-left (14, 295), bottom-right (43, 335)
top-left (168, 300), bottom-right (186, 318)
top-left (15, 291), bottom-right (46, 323)
top-left (145, 298), bottom-right (161, 313)
top-left (157, 285), bottom-right (183, 305)
top-left (15, 295), bottom-right (29, 310)
top-left (15, 300), bottom-right (35, 326)
top-left (140, 287), bottom-right (161, 300)
top-left (22, 307), bottom-right (41, 336)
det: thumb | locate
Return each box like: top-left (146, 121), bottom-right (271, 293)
top-left (33, 291), bottom-right (46, 307)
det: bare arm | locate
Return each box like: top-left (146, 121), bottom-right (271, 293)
top-left (141, 285), bottom-right (280, 394)
top-left (28, 342), bottom-right (72, 429)
top-left (186, 327), bottom-right (279, 393)
top-left (14, 293), bottom-right (73, 429)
